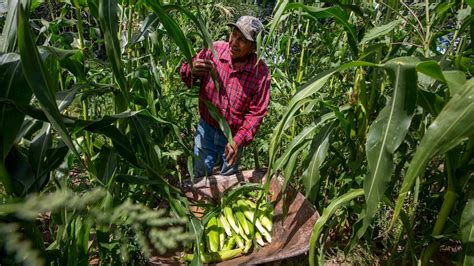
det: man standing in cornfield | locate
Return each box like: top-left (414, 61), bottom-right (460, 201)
top-left (180, 16), bottom-right (271, 177)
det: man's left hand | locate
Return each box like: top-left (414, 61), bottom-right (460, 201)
top-left (224, 142), bottom-right (239, 165)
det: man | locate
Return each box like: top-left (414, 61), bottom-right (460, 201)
top-left (180, 16), bottom-right (271, 177)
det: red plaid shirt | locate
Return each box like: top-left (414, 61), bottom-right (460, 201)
top-left (180, 41), bottom-right (271, 147)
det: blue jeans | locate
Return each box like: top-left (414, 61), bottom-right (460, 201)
top-left (193, 119), bottom-right (242, 177)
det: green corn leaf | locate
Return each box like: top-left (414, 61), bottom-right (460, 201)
top-left (1, 100), bottom-right (161, 171)
top-left (268, 61), bottom-right (378, 176)
top-left (14, 117), bottom-right (41, 143)
top-left (256, 29), bottom-right (263, 63)
top-left (75, 112), bottom-right (141, 168)
top-left (0, 53), bottom-right (32, 161)
top-left (91, 125), bottom-right (140, 168)
top-left (36, 143), bottom-right (68, 190)
top-left (416, 61), bottom-right (466, 95)
top-left (0, 99), bottom-right (142, 169)
top-left (392, 78), bottom-right (474, 226)
top-left (302, 122), bottom-right (334, 203)
top-left (38, 46), bottom-right (80, 60)
top-left (95, 146), bottom-right (117, 183)
top-left (467, 0), bottom-right (474, 8)
top-left (163, 5), bottom-right (217, 59)
top-left (87, 0), bottom-right (99, 19)
top-left (461, 180), bottom-right (474, 265)
top-left (443, 70), bottom-right (467, 96)
top-left (416, 61), bottom-right (446, 83)
top-left (204, 100), bottom-right (234, 145)
top-left (195, 208), bottom-right (220, 262)
top-left (417, 88), bottom-right (445, 116)
top-left (308, 189), bottom-right (364, 266)
top-left (285, 3), bottom-right (358, 56)
top-left (265, 0), bottom-right (289, 48)
top-left (130, 14), bottom-right (159, 47)
top-left (72, 0), bottom-right (87, 8)
top-left (458, 15), bottom-right (474, 35)
top-left (276, 110), bottom-right (341, 194)
top-left (17, 2), bottom-right (82, 165)
top-left (359, 196), bottom-right (417, 260)
top-left (28, 124), bottom-right (52, 182)
top-left (360, 57), bottom-right (418, 241)
top-left (274, 123), bottom-right (318, 173)
top-left (129, 115), bottom-right (179, 179)
top-left (98, 0), bottom-right (128, 107)
top-left (79, 221), bottom-right (92, 259)
top-left (137, 111), bottom-right (191, 154)
top-left (4, 145), bottom-right (35, 196)
top-left (188, 215), bottom-right (204, 266)
top-left (30, 0), bottom-right (42, 10)
top-left (359, 20), bottom-right (401, 45)
top-left (187, 155), bottom-right (194, 182)
top-left (269, 80), bottom-right (328, 173)
top-left (283, 151), bottom-right (299, 193)
top-left (56, 88), bottom-right (78, 112)
top-left (73, 110), bottom-right (141, 133)
top-left (38, 47), bottom-right (85, 80)
top-left (145, 0), bottom-right (194, 63)
top-left (1, 0), bottom-right (19, 53)
top-left (129, 115), bottom-right (154, 164)
top-left (441, 15), bottom-right (474, 64)
top-left (141, 162), bottom-right (180, 195)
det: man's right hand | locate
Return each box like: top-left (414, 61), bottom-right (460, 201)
top-left (192, 59), bottom-right (214, 77)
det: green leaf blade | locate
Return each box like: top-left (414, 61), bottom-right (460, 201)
top-left (17, 2), bottom-right (82, 165)
top-left (204, 100), bottom-right (234, 145)
top-left (145, 0), bottom-right (194, 63)
top-left (393, 78), bottom-right (474, 225)
top-left (361, 57), bottom-right (418, 239)
top-left (359, 20), bottom-right (401, 45)
top-left (1, 0), bottom-right (19, 53)
top-left (308, 189), bottom-right (364, 266)
top-left (0, 53), bottom-right (32, 160)
top-left (98, 0), bottom-right (129, 107)
top-left (302, 123), bottom-right (334, 203)
top-left (461, 180), bottom-right (474, 265)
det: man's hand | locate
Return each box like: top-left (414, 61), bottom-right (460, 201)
top-left (224, 142), bottom-right (238, 166)
top-left (192, 59), bottom-right (214, 77)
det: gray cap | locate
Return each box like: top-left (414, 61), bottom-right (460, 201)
top-left (227, 16), bottom-right (263, 42)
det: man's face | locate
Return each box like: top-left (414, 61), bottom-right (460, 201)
top-left (229, 28), bottom-right (255, 61)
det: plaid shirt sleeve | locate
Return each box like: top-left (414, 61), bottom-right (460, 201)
top-left (179, 49), bottom-right (212, 87)
top-left (233, 68), bottom-right (271, 147)
top-left (180, 60), bottom-right (193, 87)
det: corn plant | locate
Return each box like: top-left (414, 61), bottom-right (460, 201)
top-left (0, 0), bottom-right (224, 263)
top-left (264, 0), bottom-right (473, 265)
top-left (1, 0), bottom-right (473, 264)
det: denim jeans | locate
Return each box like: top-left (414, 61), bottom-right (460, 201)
top-left (193, 119), bottom-right (242, 177)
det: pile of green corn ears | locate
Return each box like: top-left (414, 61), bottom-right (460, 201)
top-left (183, 183), bottom-right (274, 263)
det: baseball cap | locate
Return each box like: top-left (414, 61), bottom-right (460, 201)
top-left (227, 16), bottom-right (263, 42)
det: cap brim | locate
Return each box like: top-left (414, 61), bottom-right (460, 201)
top-left (227, 23), bottom-right (255, 42)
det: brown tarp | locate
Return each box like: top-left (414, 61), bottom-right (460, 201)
top-left (149, 169), bottom-right (319, 265)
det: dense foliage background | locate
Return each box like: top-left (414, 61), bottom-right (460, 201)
top-left (0, 0), bottom-right (473, 265)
